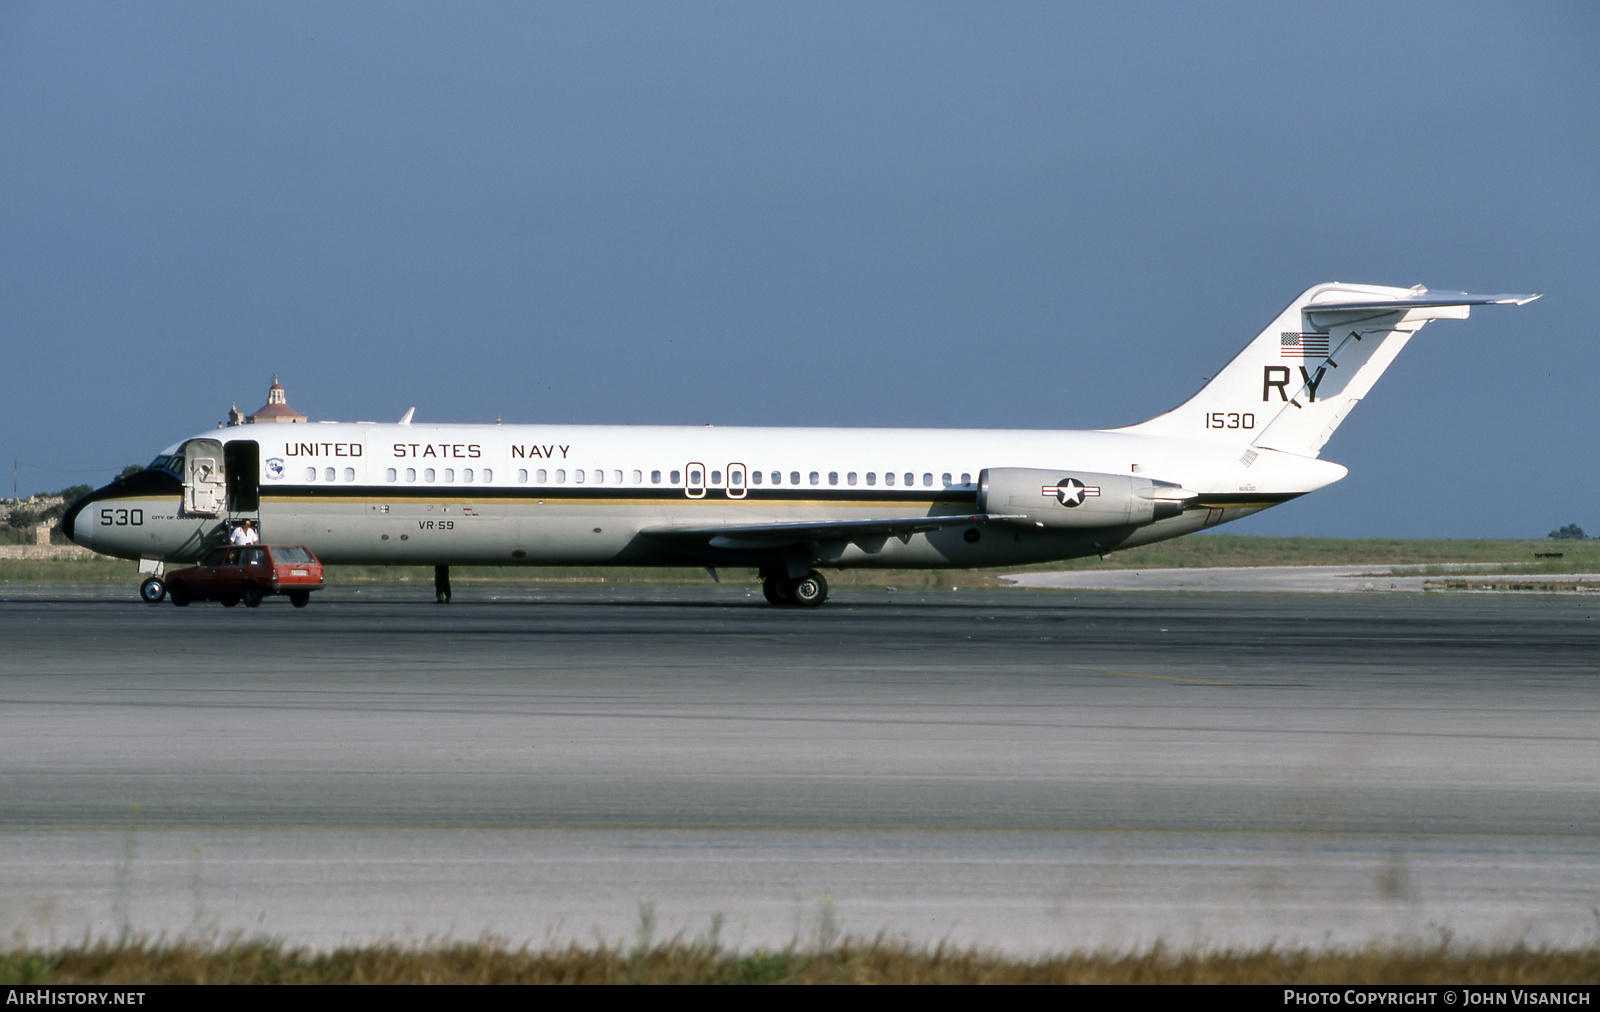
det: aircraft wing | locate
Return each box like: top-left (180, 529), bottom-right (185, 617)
top-left (640, 514), bottom-right (1019, 551)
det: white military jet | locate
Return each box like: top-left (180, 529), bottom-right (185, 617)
top-left (64, 282), bottom-right (1539, 606)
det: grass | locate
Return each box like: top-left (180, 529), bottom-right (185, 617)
top-left (1, 938), bottom-right (1595, 985)
top-left (2, 537), bottom-right (1595, 587)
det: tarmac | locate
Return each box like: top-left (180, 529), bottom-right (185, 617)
top-left (1, 581), bottom-right (1595, 953)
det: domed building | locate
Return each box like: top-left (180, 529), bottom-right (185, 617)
top-left (229, 376), bottom-right (308, 426)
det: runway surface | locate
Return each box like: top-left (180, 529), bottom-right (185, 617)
top-left (1, 582), bottom-right (1596, 953)
top-left (1008, 564), bottom-right (1600, 593)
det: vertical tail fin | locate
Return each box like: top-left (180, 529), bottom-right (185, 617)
top-left (1116, 283), bottom-right (1540, 458)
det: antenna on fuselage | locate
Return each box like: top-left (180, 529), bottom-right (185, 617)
top-left (398, 407), bottom-right (415, 425)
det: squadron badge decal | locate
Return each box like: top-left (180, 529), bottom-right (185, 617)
top-left (1043, 477), bottom-right (1100, 508)
top-left (265, 458), bottom-right (286, 480)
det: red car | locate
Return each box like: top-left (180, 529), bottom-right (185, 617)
top-left (164, 544), bottom-right (325, 608)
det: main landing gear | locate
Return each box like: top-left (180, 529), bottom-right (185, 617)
top-left (434, 565), bottom-right (453, 604)
top-left (760, 569), bottom-right (829, 608)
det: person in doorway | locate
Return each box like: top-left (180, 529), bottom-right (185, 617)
top-left (230, 519), bottom-right (259, 546)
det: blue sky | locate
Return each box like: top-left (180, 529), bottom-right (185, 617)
top-left (2, 2), bottom-right (1594, 537)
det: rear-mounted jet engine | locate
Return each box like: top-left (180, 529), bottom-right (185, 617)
top-left (977, 467), bottom-right (1197, 529)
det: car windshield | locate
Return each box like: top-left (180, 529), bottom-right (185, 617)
top-left (271, 546), bottom-right (315, 564)
top-left (202, 548), bottom-right (229, 565)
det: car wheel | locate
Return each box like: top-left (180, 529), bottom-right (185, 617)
top-left (169, 582), bottom-right (191, 607)
top-left (241, 584), bottom-right (263, 609)
top-left (220, 595), bottom-right (239, 608)
top-left (288, 590), bottom-right (310, 609)
top-left (139, 577), bottom-right (166, 603)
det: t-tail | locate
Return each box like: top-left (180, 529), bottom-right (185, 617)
top-left (1117, 283), bottom-right (1541, 457)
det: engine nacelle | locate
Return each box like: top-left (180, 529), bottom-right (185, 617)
top-left (977, 467), bottom-right (1196, 529)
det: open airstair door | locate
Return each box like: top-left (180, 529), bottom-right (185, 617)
top-left (183, 438), bottom-right (226, 517)
top-left (224, 440), bottom-right (260, 519)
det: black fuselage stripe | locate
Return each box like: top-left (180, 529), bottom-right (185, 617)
top-left (261, 485), bottom-right (982, 505)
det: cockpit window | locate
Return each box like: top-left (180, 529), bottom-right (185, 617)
top-left (148, 455), bottom-right (184, 477)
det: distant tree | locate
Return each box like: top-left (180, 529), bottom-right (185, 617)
top-left (1547, 524), bottom-right (1588, 540)
top-left (55, 484), bottom-right (94, 505)
top-left (119, 464), bottom-right (143, 479)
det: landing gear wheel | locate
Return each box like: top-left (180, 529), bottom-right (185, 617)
top-left (241, 584), bottom-right (263, 609)
top-left (288, 590), bottom-right (310, 609)
top-left (169, 582), bottom-right (191, 607)
top-left (139, 577), bottom-right (166, 603)
top-left (762, 577), bottom-right (793, 606)
top-left (787, 571), bottom-right (829, 608)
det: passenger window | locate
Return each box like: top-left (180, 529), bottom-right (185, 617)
top-left (847, 472), bottom-right (857, 486)
top-left (615, 470), bottom-right (625, 484)
top-left (386, 468), bottom-right (397, 482)
top-left (904, 473), bottom-right (914, 487)
top-left (631, 470), bottom-right (641, 484)
top-left (651, 470), bottom-right (661, 484)
top-left (406, 468), bottom-right (416, 482)
top-left (324, 467), bottom-right (336, 482)
top-left (923, 473), bottom-right (932, 486)
top-left (425, 468), bottom-right (436, 482)
top-left (711, 470), bottom-right (722, 484)
top-left (343, 467), bottom-right (355, 482)
top-left (593, 470), bottom-right (603, 483)
top-left (961, 472), bottom-right (971, 485)
top-left (866, 472), bottom-right (876, 486)
top-left (463, 468), bottom-right (474, 483)
top-left (247, 548), bottom-right (267, 566)
top-left (942, 473), bottom-right (951, 486)
top-left (305, 467), bottom-right (316, 481)
top-left (482, 469), bottom-right (492, 483)
top-left (518, 469), bottom-right (528, 483)
top-left (809, 472), bottom-right (819, 485)
top-left (828, 472), bottom-right (838, 485)
top-left (574, 469), bottom-right (584, 483)
top-left (445, 469), bottom-right (456, 482)
top-left (556, 469), bottom-right (566, 483)
top-left (689, 469), bottom-right (701, 484)
top-left (885, 472), bottom-right (895, 486)
top-left (751, 471), bottom-right (762, 485)
top-left (536, 469), bottom-right (547, 483)
top-left (789, 472), bottom-right (799, 485)
top-left (670, 470), bottom-right (680, 483)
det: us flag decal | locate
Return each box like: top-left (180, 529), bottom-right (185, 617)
top-left (1281, 332), bottom-right (1330, 358)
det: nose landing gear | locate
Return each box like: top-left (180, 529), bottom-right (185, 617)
top-left (759, 569), bottom-right (829, 608)
top-left (139, 577), bottom-right (167, 603)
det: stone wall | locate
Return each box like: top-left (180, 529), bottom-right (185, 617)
top-left (0, 544), bottom-right (99, 560)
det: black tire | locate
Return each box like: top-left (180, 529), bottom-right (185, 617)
top-left (762, 577), bottom-right (792, 606)
top-left (289, 590), bottom-right (310, 609)
top-left (220, 595), bottom-right (239, 608)
top-left (139, 577), bottom-right (166, 603)
top-left (788, 571), bottom-right (829, 608)
top-left (241, 584), bottom-right (263, 609)
top-left (169, 581), bottom-right (191, 607)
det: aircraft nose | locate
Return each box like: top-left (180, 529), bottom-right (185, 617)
top-left (60, 488), bottom-right (102, 547)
